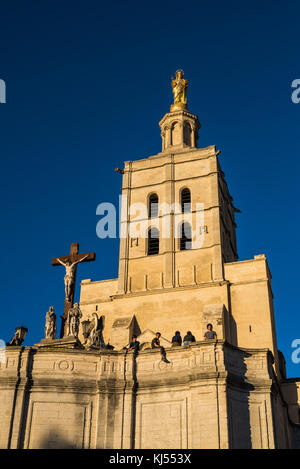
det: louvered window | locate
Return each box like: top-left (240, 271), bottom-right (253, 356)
top-left (181, 188), bottom-right (191, 213)
top-left (149, 194), bottom-right (159, 218)
top-left (180, 223), bottom-right (192, 250)
top-left (147, 227), bottom-right (159, 255)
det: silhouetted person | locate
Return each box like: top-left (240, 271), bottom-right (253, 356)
top-left (127, 335), bottom-right (140, 354)
top-left (151, 332), bottom-right (170, 363)
top-left (171, 331), bottom-right (182, 347)
top-left (183, 331), bottom-right (196, 346)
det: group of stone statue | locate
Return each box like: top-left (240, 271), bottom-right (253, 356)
top-left (44, 305), bottom-right (104, 349)
top-left (45, 247), bottom-right (105, 347)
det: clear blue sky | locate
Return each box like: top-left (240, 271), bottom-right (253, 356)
top-left (0, 0), bottom-right (299, 376)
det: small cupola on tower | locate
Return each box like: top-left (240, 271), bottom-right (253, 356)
top-left (159, 70), bottom-right (200, 153)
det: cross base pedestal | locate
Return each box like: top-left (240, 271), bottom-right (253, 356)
top-left (36, 336), bottom-right (84, 350)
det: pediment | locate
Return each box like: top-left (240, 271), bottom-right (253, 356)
top-left (133, 329), bottom-right (171, 350)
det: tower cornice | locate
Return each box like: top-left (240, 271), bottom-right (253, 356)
top-left (159, 109), bottom-right (200, 127)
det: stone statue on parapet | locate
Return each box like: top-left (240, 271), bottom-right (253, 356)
top-left (82, 313), bottom-right (105, 349)
top-left (7, 326), bottom-right (28, 346)
top-left (89, 313), bottom-right (105, 348)
top-left (67, 302), bottom-right (82, 338)
top-left (45, 306), bottom-right (56, 339)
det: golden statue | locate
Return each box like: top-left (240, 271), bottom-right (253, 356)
top-left (171, 69), bottom-right (188, 112)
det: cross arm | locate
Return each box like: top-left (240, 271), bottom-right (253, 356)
top-left (75, 252), bottom-right (96, 263)
top-left (52, 256), bottom-right (70, 266)
top-left (52, 252), bottom-right (96, 266)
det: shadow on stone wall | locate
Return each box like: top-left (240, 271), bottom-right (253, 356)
top-left (224, 346), bottom-right (253, 448)
top-left (7, 347), bottom-right (34, 449)
top-left (37, 430), bottom-right (79, 449)
top-left (226, 287), bottom-right (238, 347)
top-left (130, 351), bottom-right (138, 449)
top-left (278, 378), bottom-right (300, 448)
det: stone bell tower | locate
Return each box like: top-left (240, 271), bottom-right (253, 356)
top-left (159, 109), bottom-right (200, 152)
top-left (2, 70), bottom-right (300, 452)
top-left (117, 70), bottom-right (238, 295)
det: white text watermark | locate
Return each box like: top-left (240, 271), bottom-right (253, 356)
top-left (96, 195), bottom-right (206, 248)
top-left (291, 339), bottom-right (300, 364)
top-left (0, 340), bottom-right (6, 364)
top-left (0, 79), bottom-right (6, 103)
top-left (291, 79), bottom-right (300, 104)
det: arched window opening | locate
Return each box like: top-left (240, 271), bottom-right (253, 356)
top-left (181, 188), bottom-right (191, 213)
top-left (147, 227), bottom-right (159, 255)
top-left (148, 193), bottom-right (159, 218)
top-left (180, 223), bottom-right (192, 251)
top-left (171, 122), bottom-right (181, 146)
top-left (183, 122), bottom-right (191, 146)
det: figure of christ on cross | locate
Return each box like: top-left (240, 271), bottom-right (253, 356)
top-left (52, 243), bottom-right (96, 338)
top-left (56, 255), bottom-right (89, 301)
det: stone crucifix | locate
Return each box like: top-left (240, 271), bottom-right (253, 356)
top-left (52, 243), bottom-right (95, 338)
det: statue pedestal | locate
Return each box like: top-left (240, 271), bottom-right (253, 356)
top-left (170, 102), bottom-right (187, 112)
top-left (35, 336), bottom-right (83, 350)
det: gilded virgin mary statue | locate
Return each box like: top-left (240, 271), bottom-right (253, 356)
top-left (171, 70), bottom-right (188, 111)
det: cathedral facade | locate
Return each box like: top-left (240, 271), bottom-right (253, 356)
top-left (1, 72), bottom-right (300, 449)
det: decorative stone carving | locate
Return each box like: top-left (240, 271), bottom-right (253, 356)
top-left (6, 326), bottom-right (28, 346)
top-left (57, 359), bottom-right (74, 371)
top-left (86, 313), bottom-right (105, 349)
top-left (81, 319), bottom-right (91, 341)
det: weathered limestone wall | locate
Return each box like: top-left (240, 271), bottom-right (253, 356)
top-left (79, 254), bottom-right (279, 369)
top-left (281, 379), bottom-right (300, 425)
top-left (79, 279), bottom-right (234, 349)
top-left (224, 255), bottom-right (281, 377)
top-left (118, 146), bottom-right (226, 296)
top-left (0, 341), bottom-right (298, 449)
